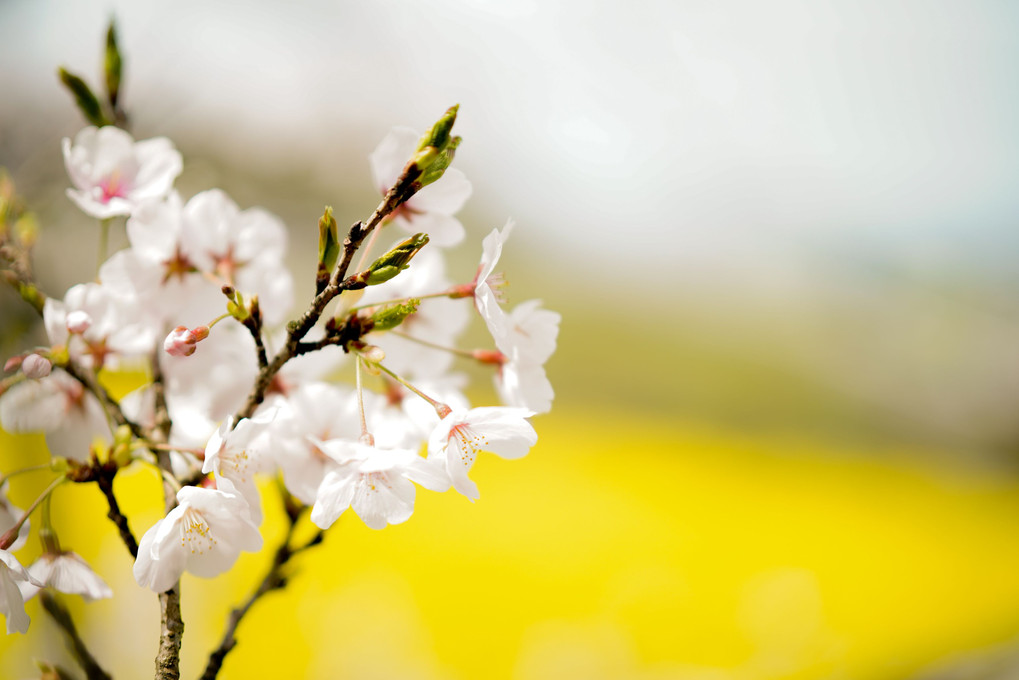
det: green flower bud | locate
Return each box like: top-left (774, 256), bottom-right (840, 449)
top-left (365, 233), bottom-right (429, 285)
top-left (412, 105), bottom-right (462, 188)
top-left (369, 299), bottom-right (420, 331)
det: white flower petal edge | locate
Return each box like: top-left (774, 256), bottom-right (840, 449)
top-left (22, 552), bottom-right (113, 602)
top-left (427, 406), bottom-right (536, 501)
top-left (133, 484), bottom-right (262, 593)
top-left (310, 441), bottom-right (450, 530)
top-left (474, 221), bottom-right (514, 342)
top-left (0, 549), bottom-right (41, 634)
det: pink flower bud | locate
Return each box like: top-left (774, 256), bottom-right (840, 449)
top-left (21, 353), bottom-right (52, 379)
top-left (4, 356), bottom-right (22, 372)
top-left (164, 326), bottom-right (198, 357)
top-left (66, 310), bottom-right (93, 334)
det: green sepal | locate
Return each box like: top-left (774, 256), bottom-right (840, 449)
top-left (369, 299), bottom-right (420, 331)
top-left (365, 233), bottom-right (429, 285)
top-left (318, 206), bottom-right (339, 271)
top-left (58, 67), bottom-right (110, 127)
top-left (105, 18), bottom-right (123, 108)
top-left (413, 105), bottom-right (461, 188)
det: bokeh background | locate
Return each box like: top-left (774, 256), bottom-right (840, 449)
top-left (3, 0), bottom-right (1019, 678)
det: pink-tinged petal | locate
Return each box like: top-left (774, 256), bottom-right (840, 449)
top-left (408, 168), bottom-right (472, 214)
top-left (65, 188), bottom-right (132, 219)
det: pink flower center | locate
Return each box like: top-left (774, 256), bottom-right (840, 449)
top-left (99, 171), bottom-right (128, 203)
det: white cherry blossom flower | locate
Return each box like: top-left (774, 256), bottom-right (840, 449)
top-left (427, 406), bottom-right (536, 500)
top-left (310, 440), bottom-right (450, 530)
top-left (473, 221), bottom-right (514, 343)
top-left (44, 282), bottom-right (156, 369)
top-left (496, 353), bottom-right (555, 415)
top-left (370, 127), bottom-right (472, 247)
top-left (202, 411), bottom-right (277, 524)
top-left (0, 548), bottom-right (40, 634)
top-left (494, 299), bottom-right (560, 365)
top-left (491, 299), bottom-right (560, 414)
top-left (63, 126), bottom-right (182, 218)
top-left (20, 551), bottom-right (113, 602)
top-left (133, 482), bottom-right (262, 593)
top-left (0, 369), bottom-right (110, 461)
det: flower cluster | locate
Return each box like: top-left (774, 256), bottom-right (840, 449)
top-left (0, 102), bottom-right (559, 649)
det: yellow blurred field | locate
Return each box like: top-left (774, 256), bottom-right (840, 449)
top-left (2, 405), bottom-right (1019, 679)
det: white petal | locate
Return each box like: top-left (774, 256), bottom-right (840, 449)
top-left (310, 468), bottom-right (358, 529)
top-left (133, 521), bottom-right (186, 593)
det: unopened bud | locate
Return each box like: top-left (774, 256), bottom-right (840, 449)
top-left (163, 325), bottom-right (206, 357)
top-left (368, 299), bottom-right (420, 331)
top-left (361, 345), bottom-right (386, 364)
top-left (21, 353), bottom-right (52, 379)
top-left (472, 349), bottom-right (506, 365)
top-left (366, 233), bottom-right (429, 285)
top-left (66, 310), bottom-right (93, 334)
top-left (413, 105), bottom-right (462, 188)
top-left (3, 356), bottom-right (22, 372)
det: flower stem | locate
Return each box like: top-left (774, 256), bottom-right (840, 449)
top-left (0, 463), bottom-right (53, 490)
top-left (372, 362), bottom-right (444, 411)
top-left (0, 476), bottom-right (65, 549)
top-left (96, 217), bottom-right (111, 276)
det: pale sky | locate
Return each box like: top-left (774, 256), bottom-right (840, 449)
top-left (2, 0), bottom-right (1018, 288)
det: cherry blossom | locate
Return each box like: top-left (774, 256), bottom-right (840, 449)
top-left (44, 282), bottom-right (156, 369)
top-left (20, 551), bottom-right (113, 602)
top-left (0, 369), bottom-right (110, 461)
top-left (133, 482), bottom-right (262, 593)
top-left (63, 126), bottom-right (182, 218)
top-left (427, 406), bottom-right (536, 500)
top-left (202, 412), bottom-right (277, 524)
top-left (370, 127), bottom-right (472, 247)
top-left (310, 439), bottom-right (450, 530)
top-left (473, 221), bottom-right (514, 343)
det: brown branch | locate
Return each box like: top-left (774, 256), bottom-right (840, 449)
top-left (233, 171), bottom-right (420, 422)
top-left (148, 349), bottom-right (185, 680)
top-left (199, 508), bottom-right (324, 680)
top-left (40, 592), bottom-right (112, 680)
top-left (94, 466), bottom-right (138, 557)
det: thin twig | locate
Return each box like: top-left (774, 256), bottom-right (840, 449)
top-left (199, 509), bottom-right (324, 680)
top-left (234, 171), bottom-right (419, 421)
top-left (94, 466), bottom-right (138, 558)
top-left (40, 592), bottom-right (112, 680)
